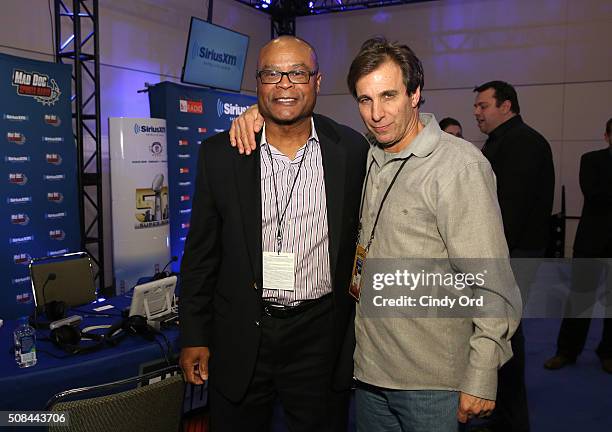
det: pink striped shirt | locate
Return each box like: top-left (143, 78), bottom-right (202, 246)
top-left (260, 119), bottom-right (332, 305)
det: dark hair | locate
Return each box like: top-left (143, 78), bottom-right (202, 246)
top-left (606, 118), bottom-right (612, 135)
top-left (439, 117), bottom-right (462, 131)
top-left (474, 80), bottom-right (520, 114)
top-left (347, 37), bottom-right (424, 107)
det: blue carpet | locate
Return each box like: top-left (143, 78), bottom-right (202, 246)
top-left (523, 318), bottom-right (612, 432)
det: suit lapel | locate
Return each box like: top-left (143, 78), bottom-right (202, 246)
top-left (316, 116), bottom-right (346, 286)
top-left (234, 137), bottom-right (262, 285)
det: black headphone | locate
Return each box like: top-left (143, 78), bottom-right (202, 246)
top-left (105, 315), bottom-right (157, 341)
top-left (49, 325), bottom-right (106, 355)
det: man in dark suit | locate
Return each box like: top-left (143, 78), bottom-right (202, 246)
top-left (544, 117), bottom-right (612, 374)
top-left (178, 36), bottom-right (369, 432)
top-left (474, 80), bottom-right (555, 432)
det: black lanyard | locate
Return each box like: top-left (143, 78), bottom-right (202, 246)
top-left (357, 155), bottom-right (410, 251)
top-left (265, 141), bottom-right (310, 253)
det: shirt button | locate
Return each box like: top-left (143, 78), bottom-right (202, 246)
top-left (254, 320), bottom-right (260, 327)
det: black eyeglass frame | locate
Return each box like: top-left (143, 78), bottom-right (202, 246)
top-left (256, 69), bottom-right (319, 84)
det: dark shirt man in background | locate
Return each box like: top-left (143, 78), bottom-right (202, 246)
top-left (474, 80), bottom-right (555, 432)
top-left (544, 118), bottom-right (612, 374)
top-left (439, 117), bottom-right (463, 138)
top-left (179, 35), bottom-right (369, 432)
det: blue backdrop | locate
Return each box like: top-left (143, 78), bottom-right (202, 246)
top-left (148, 81), bottom-right (256, 272)
top-left (0, 53), bottom-right (81, 320)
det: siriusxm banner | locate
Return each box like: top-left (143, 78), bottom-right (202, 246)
top-left (0, 53), bottom-right (80, 319)
top-left (109, 118), bottom-right (171, 294)
top-left (148, 81), bottom-right (256, 273)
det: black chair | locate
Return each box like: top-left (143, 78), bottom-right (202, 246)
top-left (45, 365), bottom-right (184, 432)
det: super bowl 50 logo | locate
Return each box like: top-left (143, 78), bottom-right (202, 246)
top-left (12, 69), bottom-right (61, 106)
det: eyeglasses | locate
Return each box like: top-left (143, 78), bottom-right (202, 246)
top-left (256, 69), bottom-right (318, 84)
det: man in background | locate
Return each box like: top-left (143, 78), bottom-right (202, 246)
top-left (439, 116), bottom-right (463, 138)
top-left (544, 117), bottom-right (612, 374)
top-left (474, 80), bottom-right (555, 432)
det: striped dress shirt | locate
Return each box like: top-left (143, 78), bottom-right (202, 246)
top-left (260, 118), bottom-right (332, 305)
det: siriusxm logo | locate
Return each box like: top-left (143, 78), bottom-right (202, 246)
top-left (5, 156), bottom-right (30, 163)
top-left (9, 235), bottom-right (34, 244)
top-left (192, 44), bottom-right (238, 66)
top-left (44, 174), bottom-right (65, 181)
top-left (12, 276), bottom-right (31, 285)
top-left (134, 123), bottom-right (166, 134)
top-left (3, 114), bottom-right (28, 121)
top-left (216, 98), bottom-right (249, 118)
top-left (48, 248), bottom-right (69, 256)
top-left (7, 196), bottom-right (32, 204)
top-left (45, 211), bottom-right (66, 219)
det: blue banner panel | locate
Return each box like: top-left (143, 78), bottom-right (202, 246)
top-left (148, 81), bottom-right (256, 273)
top-left (0, 53), bottom-right (81, 320)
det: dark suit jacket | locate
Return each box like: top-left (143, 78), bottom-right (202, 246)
top-left (482, 115), bottom-right (555, 253)
top-left (179, 114), bottom-right (369, 402)
top-left (573, 148), bottom-right (612, 255)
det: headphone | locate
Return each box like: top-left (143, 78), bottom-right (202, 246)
top-left (48, 325), bottom-right (106, 355)
top-left (105, 315), bottom-right (157, 341)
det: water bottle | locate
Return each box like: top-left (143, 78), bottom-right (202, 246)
top-left (14, 317), bottom-right (37, 368)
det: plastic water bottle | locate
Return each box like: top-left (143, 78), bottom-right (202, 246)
top-left (14, 317), bottom-right (37, 368)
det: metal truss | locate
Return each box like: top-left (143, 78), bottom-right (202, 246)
top-left (235, 0), bottom-right (437, 17)
top-left (54, 0), bottom-right (106, 294)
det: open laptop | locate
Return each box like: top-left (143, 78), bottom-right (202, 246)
top-left (29, 252), bottom-right (97, 312)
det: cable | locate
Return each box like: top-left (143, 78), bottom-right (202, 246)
top-left (153, 336), bottom-right (171, 366)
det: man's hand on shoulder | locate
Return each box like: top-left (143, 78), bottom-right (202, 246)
top-left (229, 104), bottom-right (263, 155)
top-left (179, 346), bottom-right (210, 385)
top-left (456, 392), bottom-right (495, 423)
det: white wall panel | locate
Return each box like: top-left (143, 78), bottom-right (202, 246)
top-left (562, 82), bottom-right (612, 141)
